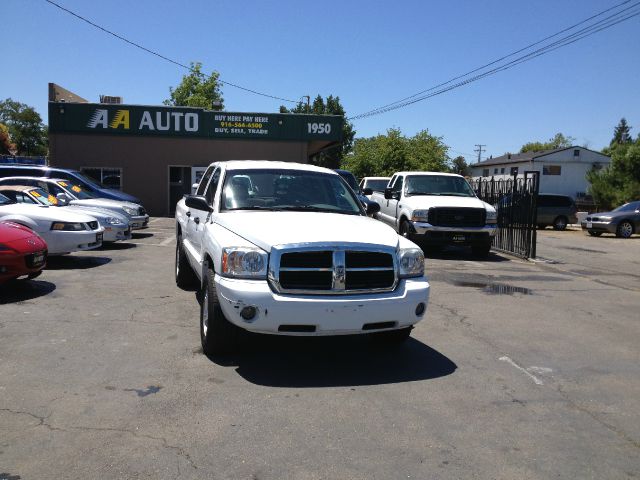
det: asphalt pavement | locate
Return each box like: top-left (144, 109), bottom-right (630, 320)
top-left (1, 219), bottom-right (639, 479)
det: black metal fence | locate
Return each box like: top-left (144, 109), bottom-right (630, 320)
top-left (470, 172), bottom-right (540, 259)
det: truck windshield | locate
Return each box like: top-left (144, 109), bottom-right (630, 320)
top-left (405, 175), bottom-right (476, 197)
top-left (220, 169), bottom-right (363, 215)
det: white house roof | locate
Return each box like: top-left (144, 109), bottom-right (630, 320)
top-left (470, 146), bottom-right (610, 168)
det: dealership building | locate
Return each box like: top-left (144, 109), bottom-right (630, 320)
top-left (47, 84), bottom-right (344, 215)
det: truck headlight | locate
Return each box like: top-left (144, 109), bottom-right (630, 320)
top-left (221, 247), bottom-right (268, 279)
top-left (51, 222), bottom-right (86, 231)
top-left (411, 209), bottom-right (429, 222)
top-left (398, 248), bottom-right (424, 278)
top-left (486, 210), bottom-right (497, 224)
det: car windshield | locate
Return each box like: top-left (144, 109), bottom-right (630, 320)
top-left (0, 192), bottom-right (15, 205)
top-left (365, 179), bottom-right (390, 191)
top-left (56, 181), bottom-right (98, 200)
top-left (613, 201), bottom-right (640, 212)
top-left (405, 175), bottom-right (476, 197)
top-left (29, 188), bottom-right (59, 206)
top-left (220, 169), bottom-right (363, 215)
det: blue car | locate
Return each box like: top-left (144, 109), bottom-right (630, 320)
top-left (0, 165), bottom-right (140, 204)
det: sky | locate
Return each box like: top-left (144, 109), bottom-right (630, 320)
top-left (3, 0), bottom-right (640, 163)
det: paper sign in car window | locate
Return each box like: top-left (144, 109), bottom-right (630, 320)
top-left (31, 190), bottom-right (42, 197)
top-left (58, 181), bottom-right (68, 187)
top-left (71, 185), bottom-right (82, 193)
top-left (48, 195), bottom-right (58, 205)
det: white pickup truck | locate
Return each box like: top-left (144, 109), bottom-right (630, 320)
top-left (174, 161), bottom-right (430, 355)
top-left (370, 172), bottom-right (497, 257)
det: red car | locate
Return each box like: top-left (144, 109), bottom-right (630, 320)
top-left (0, 221), bottom-right (48, 284)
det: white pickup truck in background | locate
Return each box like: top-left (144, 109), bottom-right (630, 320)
top-left (174, 161), bottom-right (430, 356)
top-left (370, 172), bottom-right (497, 257)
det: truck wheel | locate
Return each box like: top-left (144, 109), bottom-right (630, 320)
top-left (200, 266), bottom-right (238, 356)
top-left (400, 220), bottom-right (414, 239)
top-left (471, 241), bottom-right (491, 259)
top-left (175, 235), bottom-right (197, 289)
top-left (371, 327), bottom-right (412, 346)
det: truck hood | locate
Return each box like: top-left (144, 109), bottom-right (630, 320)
top-left (402, 195), bottom-right (493, 211)
top-left (215, 212), bottom-right (400, 252)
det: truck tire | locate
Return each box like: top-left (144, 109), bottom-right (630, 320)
top-left (471, 240), bottom-right (491, 259)
top-left (175, 235), bottom-right (197, 289)
top-left (200, 266), bottom-right (239, 356)
top-left (400, 219), bottom-right (415, 240)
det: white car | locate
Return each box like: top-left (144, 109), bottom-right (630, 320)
top-left (0, 185), bottom-right (131, 242)
top-left (0, 192), bottom-right (104, 255)
top-left (0, 177), bottom-right (149, 229)
top-left (359, 176), bottom-right (391, 198)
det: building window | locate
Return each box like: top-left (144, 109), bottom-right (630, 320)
top-left (493, 168), bottom-right (498, 174)
top-left (543, 165), bottom-right (562, 175)
top-left (482, 168), bottom-right (490, 177)
top-left (510, 167), bottom-right (519, 175)
top-left (500, 168), bottom-right (505, 174)
top-left (574, 149), bottom-right (580, 157)
top-left (81, 167), bottom-right (123, 190)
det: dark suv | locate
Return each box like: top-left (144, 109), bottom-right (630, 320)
top-left (0, 165), bottom-right (140, 204)
top-left (537, 194), bottom-right (578, 230)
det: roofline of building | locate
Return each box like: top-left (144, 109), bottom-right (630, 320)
top-left (470, 145), bottom-right (610, 168)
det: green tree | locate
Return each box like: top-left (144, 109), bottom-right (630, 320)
top-left (0, 123), bottom-right (15, 154)
top-left (0, 99), bottom-right (48, 156)
top-left (611, 117), bottom-right (632, 146)
top-left (164, 62), bottom-right (224, 109)
top-left (280, 94), bottom-right (354, 169)
top-left (450, 155), bottom-right (471, 176)
top-left (342, 128), bottom-right (449, 178)
top-left (587, 140), bottom-right (640, 210)
top-left (520, 132), bottom-right (574, 153)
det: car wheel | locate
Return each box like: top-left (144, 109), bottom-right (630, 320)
top-left (552, 216), bottom-right (568, 231)
top-left (587, 230), bottom-right (603, 237)
top-left (200, 265), bottom-right (239, 356)
top-left (471, 241), bottom-right (491, 259)
top-left (371, 327), bottom-right (412, 346)
top-left (175, 235), bottom-right (197, 289)
top-left (616, 221), bottom-right (634, 238)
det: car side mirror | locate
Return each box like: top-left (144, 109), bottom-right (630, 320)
top-left (363, 187), bottom-right (373, 196)
top-left (366, 200), bottom-right (381, 216)
top-left (185, 195), bottom-right (213, 212)
top-left (55, 193), bottom-right (70, 205)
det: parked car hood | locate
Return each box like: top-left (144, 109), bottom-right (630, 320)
top-left (0, 221), bottom-right (39, 242)
top-left (62, 205), bottom-right (129, 224)
top-left (589, 210), bottom-right (630, 218)
top-left (401, 195), bottom-right (494, 211)
top-left (215, 212), bottom-right (401, 252)
top-left (0, 203), bottom-right (97, 226)
top-left (69, 199), bottom-right (142, 212)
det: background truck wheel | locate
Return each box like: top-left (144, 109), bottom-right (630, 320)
top-left (471, 241), bottom-right (491, 258)
top-left (175, 235), bottom-right (197, 289)
top-left (371, 327), bottom-right (412, 346)
top-left (399, 219), bottom-right (414, 240)
top-left (552, 216), bottom-right (568, 231)
top-left (200, 266), bottom-right (238, 356)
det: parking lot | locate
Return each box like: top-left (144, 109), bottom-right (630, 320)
top-left (1, 219), bottom-right (639, 479)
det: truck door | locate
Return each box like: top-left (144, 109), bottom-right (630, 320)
top-left (379, 175), bottom-right (403, 229)
top-left (186, 167), bottom-right (220, 271)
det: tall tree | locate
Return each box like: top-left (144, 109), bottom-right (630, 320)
top-left (342, 128), bottom-right (449, 178)
top-left (450, 155), bottom-right (471, 176)
top-left (280, 94), bottom-right (355, 169)
top-left (0, 99), bottom-right (48, 156)
top-left (611, 117), bottom-right (632, 145)
top-left (164, 62), bottom-right (224, 109)
top-left (587, 139), bottom-right (640, 210)
top-left (520, 132), bottom-right (574, 153)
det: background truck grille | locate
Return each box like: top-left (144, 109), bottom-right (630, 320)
top-left (273, 248), bottom-right (396, 294)
top-left (429, 207), bottom-right (485, 227)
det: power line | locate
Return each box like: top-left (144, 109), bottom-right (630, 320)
top-left (350, 1), bottom-right (640, 120)
top-left (43, 0), bottom-right (298, 104)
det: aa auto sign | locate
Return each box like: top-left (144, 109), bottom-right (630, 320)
top-left (86, 108), bottom-right (199, 133)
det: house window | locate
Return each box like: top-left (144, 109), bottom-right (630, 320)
top-left (500, 168), bottom-right (505, 174)
top-left (574, 149), bottom-right (580, 157)
top-left (510, 167), bottom-right (519, 175)
top-left (493, 168), bottom-right (498, 174)
top-left (482, 169), bottom-right (490, 177)
top-left (81, 167), bottom-right (123, 190)
top-left (543, 165), bottom-right (562, 175)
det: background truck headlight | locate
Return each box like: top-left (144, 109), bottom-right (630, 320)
top-left (486, 210), bottom-right (497, 224)
top-left (122, 206), bottom-right (137, 216)
top-left (411, 209), bottom-right (430, 222)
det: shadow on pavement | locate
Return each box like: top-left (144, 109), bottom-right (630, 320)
top-left (46, 255), bottom-right (112, 270)
top-left (132, 232), bottom-right (154, 239)
top-left (421, 245), bottom-right (511, 262)
top-left (0, 280), bottom-right (56, 304)
top-left (210, 335), bottom-right (457, 387)
top-left (98, 242), bottom-right (137, 251)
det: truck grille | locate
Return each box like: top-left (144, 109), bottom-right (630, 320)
top-left (429, 207), bottom-right (485, 227)
top-left (270, 245), bottom-right (397, 295)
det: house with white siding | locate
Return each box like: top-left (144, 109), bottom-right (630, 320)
top-left (469, 146), bottom-right (611, 199)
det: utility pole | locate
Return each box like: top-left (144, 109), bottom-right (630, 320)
top-left (474, 144), bottom-right (486, 163)
top-left (301, 95), bottom-right (311, 113)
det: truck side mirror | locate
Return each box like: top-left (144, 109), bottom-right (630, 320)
top-left (362, 187), bottom-right (373, 196)
top-left (185, 195), bottom-right (213, 212)
top-left (366, 200), bottom-right (381, 216)
top-left (384, 187), bottom-right (394, 200)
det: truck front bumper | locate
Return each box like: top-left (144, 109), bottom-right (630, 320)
top-left (214, 274), bottom-right (430, 336)
top-left (411, 222), bottom-right (497, 245)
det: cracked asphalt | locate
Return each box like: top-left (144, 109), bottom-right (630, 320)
top-left (1, 219), bottom-right (639, 479)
